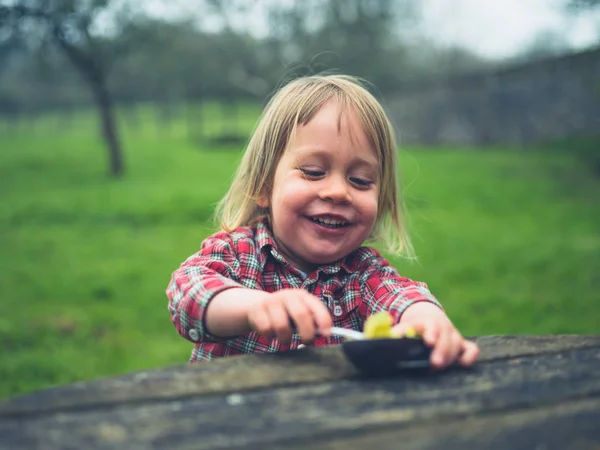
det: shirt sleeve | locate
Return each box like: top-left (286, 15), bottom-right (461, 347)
top-left (166, 232), bottom-right (244, 343)
top-left (359, 252), bottom-right (443, 325)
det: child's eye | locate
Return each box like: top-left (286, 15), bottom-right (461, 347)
top-left (350, 177), bottom-right (373, 187)
top-left (300, 168), bottom-right (325, 178)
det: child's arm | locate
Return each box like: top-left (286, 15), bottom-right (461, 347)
top-left (359, 256), bottom-right (443, 325)
top-left (167, 232), bottom-right (332, 345)
top-left (166, 233), bottom-right (249, 344)
top-left (358, 249), bottom-right (479, 369)
top-left (202, 287), bottom-right (266, 337)
top-left (205, 288), bottom-right (332, 345)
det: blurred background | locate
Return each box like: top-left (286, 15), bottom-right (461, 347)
top-left (0, 0), bottom-right (598, 399)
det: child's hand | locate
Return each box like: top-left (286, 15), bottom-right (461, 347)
top-left (391, 303), bottom-right (480, 370)
top-left (247, 289), bottom-right (333, 346)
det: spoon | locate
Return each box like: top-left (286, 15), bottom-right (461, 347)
top-left (328, 326), bottom-right (366, 341)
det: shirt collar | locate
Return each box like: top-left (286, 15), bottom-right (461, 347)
top-left (254, 217), bottom-right (360, 275)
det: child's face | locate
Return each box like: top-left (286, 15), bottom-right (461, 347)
top-left (258, 100), bottom-right (379, 273)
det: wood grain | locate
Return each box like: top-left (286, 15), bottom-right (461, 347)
top-left (1, 334), bottom-right (598, 418)
top-left (0, 340), bottom-right (599, 450)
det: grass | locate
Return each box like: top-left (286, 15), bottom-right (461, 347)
top-left (0, 104), bottom-right (599, 399)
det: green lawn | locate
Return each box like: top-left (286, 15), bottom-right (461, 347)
top-left (0, 106), bottom-right (599, 399)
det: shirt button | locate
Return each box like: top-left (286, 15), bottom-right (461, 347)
top-left (189, 328), bottom-right (200, 342)
top-left (333, 305), bottom-right (343, 317)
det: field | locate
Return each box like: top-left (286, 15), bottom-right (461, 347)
top-left (0, 104), bottom-right (598, 399)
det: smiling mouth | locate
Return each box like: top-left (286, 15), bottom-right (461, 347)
top-left (309, 216), bottom-right (350, 229)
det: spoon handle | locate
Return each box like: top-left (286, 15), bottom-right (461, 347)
top-left (328, 327), bottom-right (365, 341)
top-left (290, 321), bottom-right (365, 340)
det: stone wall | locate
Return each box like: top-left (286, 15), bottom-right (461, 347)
top-left (386, 46), bottom-right (600, 146)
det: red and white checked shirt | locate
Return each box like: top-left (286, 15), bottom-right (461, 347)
top-left (166, 217), bottom-right (442, 362)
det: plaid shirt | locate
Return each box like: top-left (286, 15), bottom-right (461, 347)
top-left (167, 218), bottom-right (442, 362)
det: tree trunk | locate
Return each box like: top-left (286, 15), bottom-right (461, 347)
top-left (92, 82), bottom-right (124, 177)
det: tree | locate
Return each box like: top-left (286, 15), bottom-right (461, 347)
top-left (568, 0), bottom-right (600, 7)
top-left (0, 0), bottom-right (138, 177)
top-left (518, 29), bottom-right (573, 61)
top-left (259, 0), bottom-right (421, 93)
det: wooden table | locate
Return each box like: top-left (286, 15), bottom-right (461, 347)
top-left (1, 335), bottom-right (600, 450)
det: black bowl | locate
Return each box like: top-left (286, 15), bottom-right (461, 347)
top-left (342, 337), bottom-right (432, 376)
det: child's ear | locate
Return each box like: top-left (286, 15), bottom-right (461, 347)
top-left (256, 194), bottom-right (269, 208)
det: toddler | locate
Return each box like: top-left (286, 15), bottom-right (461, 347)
top-left (167, 74), bottom-right (479, 370)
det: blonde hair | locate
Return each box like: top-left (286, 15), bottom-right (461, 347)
top-left (214, 74), bottom-right (414, 258)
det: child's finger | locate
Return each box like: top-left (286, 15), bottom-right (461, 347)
top-left (458, 340), bottom-right (480, 367)
top-left (430, 326), bottom-right (454, 368)
top-left (304, 295), bottom-right (333, 337)
top-left (421, 323), bottom-right (439, 347)
top-left (267, 302), bottom-right (293, 345)
top-left (447, 331), bottom-right (463, 366)
top-left (285, 296), bottom-right (316, 343)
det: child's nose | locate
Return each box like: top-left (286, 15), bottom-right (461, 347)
top-left (319, 176), bottom-right (351, 204)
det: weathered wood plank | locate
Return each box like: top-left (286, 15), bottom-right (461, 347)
top-left (473, 335), bottom-right (600, 361)
top-left (1, 346), bottom-right (599, 450)
top-left (1, 335), bottom-right (598, 417)
top-left (291, 397), bottom-right (600, 450)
